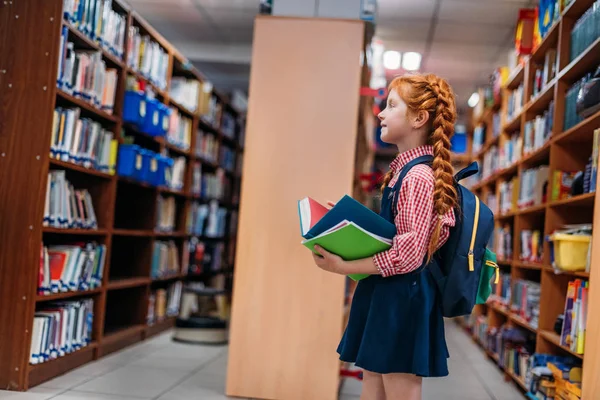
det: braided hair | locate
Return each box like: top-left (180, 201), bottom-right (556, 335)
top-left (380, 73), bottom-right (458, 261)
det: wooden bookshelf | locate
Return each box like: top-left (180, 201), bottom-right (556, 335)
top-left (462, 1), bottom-right (600, 396)
top-left (0, 0), bottom-right (244, 391)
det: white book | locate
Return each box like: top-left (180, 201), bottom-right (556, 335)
top-left (29, 318), bottom-right (43, 364)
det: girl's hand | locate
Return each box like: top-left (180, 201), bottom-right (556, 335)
top-left (327, 201), bottom-right (336, 208)
top-left (312, 245), bottom-right (345, 274)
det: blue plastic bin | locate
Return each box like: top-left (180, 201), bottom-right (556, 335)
top-left (137, 149), bottom-right (155, 184)
top-left (117, 144), bottom-right (140, 178)
top-left (154, 155), bottom-right (173, 187)
top-left (123, 91), bottom-right (146, 127)
top-left (451, 132), bottom-right (468, 154)
top-left (141, 99), bottom-right (162, 136)
top-left (158, 103), bottom-right (171, 137)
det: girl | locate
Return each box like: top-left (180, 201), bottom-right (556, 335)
top-left (313, 73), bottom-right (458, 400)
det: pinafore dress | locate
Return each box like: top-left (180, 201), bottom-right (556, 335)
top-left (337, 157), bottom-right (449, 377)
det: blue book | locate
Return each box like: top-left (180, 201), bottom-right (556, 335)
top-left (298, 195), bottom-right (396, 241)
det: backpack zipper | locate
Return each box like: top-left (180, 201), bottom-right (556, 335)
top-left (468, 196), bottom-right (480, 271)
top-left (486, 260), bottom-right (500, 284)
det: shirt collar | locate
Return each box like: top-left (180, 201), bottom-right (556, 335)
top-left (389, 145), bottom-right (434, 172)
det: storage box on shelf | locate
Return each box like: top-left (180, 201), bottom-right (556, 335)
top-left (0, 1), bottom-right (245, 391)
top-left (461, 3), bottom-right (600, 395)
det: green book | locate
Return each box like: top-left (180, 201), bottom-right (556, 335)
top-left (302, 220), bottom-right (391, 281)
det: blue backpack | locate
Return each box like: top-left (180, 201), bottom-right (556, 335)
top-left (394, 155), bottom-right (498, 318)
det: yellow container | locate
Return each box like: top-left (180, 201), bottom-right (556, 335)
top-left (549, 233), bottom-right (591, 271)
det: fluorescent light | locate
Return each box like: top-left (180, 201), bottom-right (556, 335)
top-left (402, 52), bottom-right (421, 71)
top-left (383, 51), bottom-right (401, 70)
top-left (468, 92), bottom-right (480, 108)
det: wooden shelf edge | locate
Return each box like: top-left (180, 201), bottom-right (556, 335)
top-left (42, 227), bottom-right (109, 235)
top-left (107, 277), bottom-right (150, 290)
top-left (102, 325), bottom-right (145, 344)
top-left (36, 288), bottom-right (102, 302)
top-left (558, 37), bottom-right (600, 83)
top-left (505, 64), bottom-right (525, 90)
top-left (146, 316), bottom-right (177, 338)
top-left (56, 89), bottom-right (119, 123)
top-left (525, 78), bottom-right (556, 113)
top-left (553, 109), bottom-right (600, 144)
top-left (49, 158), bottom-right (114, 179)
top-left (509, 314), bottom-right (538, 333)
top-left (63, 22), bottom-right (126, 69)
top-left (539, 330), bottom-right (584, 359)
top-left (513, 261), bottom-right (544, 270)
top-left (549, 192), bottom-right (595, 208)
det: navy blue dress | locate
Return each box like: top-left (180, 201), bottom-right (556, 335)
top-left (337, 161), bottom-right (449, 377)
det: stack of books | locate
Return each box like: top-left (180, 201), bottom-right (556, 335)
top-left (520, 230), bottom-right (544, 263)
top-left (518, 166), bottom-right (549, 209)
top-left (151, 240), bottom-right (180, 278)
top-left (495, 225), bottom-right (512, 261)
top-left (43, 171), bottom-right (98, 230)
top-left (298, 195), bottom-right (396, 281)
top-left (507, 83), bottom-right (525, 120)
top-left (156, 196), bottom-right (176, 232)
top-left (39, 242), bottom-right (107, 295)
top-left (511, 279), bottom-right (541, 328)
top-left (570, 1), bottom-right (600, 61)
top-left (167, 111), bottom-right (192, 151)
top-left (126, 26), bottom-right (169, 90)
top-left (561, 279), bottom-right (589, 355)
top-left (523, 101), bottom-right (554, 155)
top-left (170, 78), bottom-right (200, 113)
top-left (195, 131), bottom-right (219, 163)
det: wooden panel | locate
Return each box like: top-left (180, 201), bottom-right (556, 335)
top-left (226, 16), bottom-right (364, 400)
top-left (0, 0), bottom-right (63, 390)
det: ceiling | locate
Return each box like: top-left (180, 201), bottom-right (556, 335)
top-left (127, 0), bottom-right (536, 108)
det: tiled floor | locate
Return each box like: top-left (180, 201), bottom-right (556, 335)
top-left (0, 321), bottom-right (523, 400)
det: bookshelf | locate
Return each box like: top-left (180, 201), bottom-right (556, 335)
top-left (458, 1), bottom-right (600, 397)
top-left (0, 0), bottom-right (244, 391)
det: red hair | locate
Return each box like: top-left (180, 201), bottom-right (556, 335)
top-left (381, 73), bottom-right (458, 261)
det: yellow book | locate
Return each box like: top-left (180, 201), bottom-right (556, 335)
top-left (108, 139), bottom-right (118, 175)
top-left (566, 381), bottom-right (582, 397)
top-left (511, 176), bottom-right (520, 211)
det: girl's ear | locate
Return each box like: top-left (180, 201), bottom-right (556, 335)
top-left (413, 110), bottom-right (430, 129)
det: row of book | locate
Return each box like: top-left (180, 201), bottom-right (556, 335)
top-left (170, 78), bottom-right (200, 114)
top-left (195, 131), bottom-right (219, 163)
top-left (184, 238), bottom-right (225, 275)
top-left (221, 112), bottom-right (236, 139)
top-left (481, 145), bottom-right (499, 180)
top-left (156, 196), bottom-right (176, 232)
top-left (520, 229), bottom-right (544, 264)
top-left (126, 26), bottom-right (169, 90)
top-left (495, 226), bottom-right (513, 261)
top-left (489, 272), bottom-right (511, 306)
top-left (523, 101), bottom-right (554, 155)
top-left (167, 156), bottom-right (186, 191)
top-left (39, 242), bottom-right (107, 295)
top-left (29, 299), bottom-right (94, 365)
top-left (220, 146), bottom-right (236, 171)
top-left (194, 169), bottom-right (227, 200)
top-left (511, 279), bottom-right (541, 329)
top-left (187, 202), bottom-right (228, 238)
top-left (202, 95), bottom-right (223, 127)
top-left (151, 240), bottom-right (182, 279)
top-left (147, 282), bottom-right (182, 325)
top-left (43, 171), bottom-right (98, 230)
top-left (570, 0), bottom-right (600, 61)
top-left (564, 75), bottom-right (592, 131)
top-left (507, 83), bottom-right (525, 121)
top-left (51, 107), bottom-right (118, 174)
top-left (499, 177), bottom-right (519, 214)
top-left (500, 133), bottom-right (521, 169)
top-left (167, 111), bottom-right (192, 152)
top-left (531, 48), bottom-right (557, 98)
top-left (57, 30), bottom-right (118, 113)
top-left (561, 279), bottom-right (589, 355)
top-left (472, 124), bottom-right (486, 155)
top-left (62, 0), bottom-right (127, 59)
top-left (518, 166), bottom-right (549, 209)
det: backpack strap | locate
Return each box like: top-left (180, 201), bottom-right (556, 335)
top-left (454, 161), bottom-right (479, 182)
top-left (391, 155), bottom-right (434, 218)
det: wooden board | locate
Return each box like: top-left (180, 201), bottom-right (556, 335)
top-left (226, 16), bottom-right (364, 400)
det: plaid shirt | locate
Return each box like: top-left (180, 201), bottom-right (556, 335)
top-left (373, 145), bottom-right (456, 277)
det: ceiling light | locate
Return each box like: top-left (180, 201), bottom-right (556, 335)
top-left (468, 92), bottom-right (480, 108)
top-left (383, 51), bottom-right (401, 70)
top-left (402, 52), bottom-right (421, 71)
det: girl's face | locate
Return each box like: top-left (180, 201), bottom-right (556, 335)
top-left (378, 89), bottom-right (413, 145)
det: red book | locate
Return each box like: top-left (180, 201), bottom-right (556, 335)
top-left (297, 197), bottom-right (330, 237)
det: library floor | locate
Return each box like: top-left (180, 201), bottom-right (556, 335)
top-left (0, 321), bottom-right (523, 400)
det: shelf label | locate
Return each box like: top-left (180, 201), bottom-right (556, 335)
top-left (136, 154), bottom-right (142, 170)
top-left (153, 111), bottom-right (159, 126)
top-left (151, 158), bottom-right (158, 172)
top-left (140, 100), bottom-right (146, 117)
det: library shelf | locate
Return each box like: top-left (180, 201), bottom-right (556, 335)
top-left (36, 288), bottom-right (103, 302)
top-left (549, 192), bottom-right (596, 208)
top-left (503, 111), bottom-right (523, 133)
top-left (505, 64), bottom-right (525, 90)
top-left (158, 187), bottom-right (186, 197)
top-left (474, 136), bottom-right (500, 161)
top-left (107, 277), bottom-right (151, 291)
top-left (513, 261), bottom-right (544, 270)
top-left (151, 274), bottom-right (182, 283)
top-left (100, 325), bottom-right (145, 357)
top-left (509, 314), bottom-right (538, 334)
top-left (169, 98), bottom-right (196, 118)
top-left (56, 89), bottom-right (120, 124)
top-left (42, 227), bottom-right (109, 236)
top-left (163, 141), bottom-right (191, 157)
top-left (496, 162), bottom-right (520, 181)
top-left (63, 22), bottom-right (126, 70)
top-left (127, 68), bottom-right (168, 99)
top-left (198, 117), bottom-right (220, 134)
top-left (117, 176), bottom-right (156, 190)
top-left (488, 302), bottom-right (510, 317)
top-left (154, 231), bottom-right (188, 238)
top-left (553, 109), bottom-right (600, 145)
top-left (28, 342), bottom-right (98, 388)
top-left (517, 203), bottom-right (547, 216)
top-left (539, 330), bottom-right (584, 360)
top-left (520, 141), bottom-right (551, 167)
top-left (49, 158), bottom-right (114, 179)
top-left (495, 211), bottom-right (517, 221)
top-left (531, 21), bottom-right (560, 62)
top-left (525, 78), bottom-right (556, 115)
top-left (558, 37), bottom-right (600, 84)
top-left (544, 266), bottom-right (590, 279)
top-left (562, 0), bottom-right (597, 18)
top-left (112, 229), bottom-right (154, 237)
top-left (146, 316), bottom-right (177, 338)
top-left (508, 369), bottom-right (528, 391)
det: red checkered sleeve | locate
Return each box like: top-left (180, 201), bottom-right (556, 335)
top-left (373, 165), bottom-right (455, 277)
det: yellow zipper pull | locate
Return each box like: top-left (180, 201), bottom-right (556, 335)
top-left (468, 251), bottom-right (474, 271)
top-left (495, 266), bottom-right (500, 284)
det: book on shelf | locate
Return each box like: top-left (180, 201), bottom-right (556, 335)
top-left (167, 110), bottom-right (192, 151)
top-left (192, 162), bottom-right (202, 195)
top-left (43, 170), bottom-right (98, 229)
top-left (62, 0), bottom-right (127, 59)
top-left (39, 242), bottom-right (107, 295)
top-left (511, 279), bottom-right (541, 328)
top-left (29, 299), bottom-right (94, 365)
top-left (126, 26), bottom-right (169, 90)
top-left (570, 2), bottom-right (600, 62)
top-left (482, 146), bottom-right (499, 179)
top-left (202, 94), bottom-right (223, 127)
top-left (156, 196), bottom-right (176, 232)
top-left (185, 238), bottom-right (225, 275)
top-left (57, 28), bottom-right (119, 113)
top-left (151, 240), bottom-right (180, 278)
top-left (518, 166), bottom-right (549, 209)
top-left (187, 202), bottom-right (227, 238)
top-left (148, 281), bottom-right (182, 325)
top-left (499, 133), bottom-right (521, 169)
top-left (221, 112), bottom-right (236, 139)
top-left (520, 229), bottom-right (543, 263)
top-left (495, 225), bottom-right (512, 261)
top-left (561, 279), bottom-right (589, 355)
top-left (564, 73), bottom-right (594, 130)
top-left (507, 83), bottom-right (524, 120)
top-left (472, 124), bottom-right (486, 154)
top-left (199, 170), bottom-right (226, 200)
top-left (489, 272), bottom-right (511, 306)
top-left (220, 146), bottom-right (236, 171)
top-left (170, 78), bottom-right (200, 113)
top-left (51, 107), bottom-right (117, 173)
top-left (591, 129), bottom-right (600, 193)
top-left (197, 81), bottom-right (213, 116)
top-left (523, 101), bottom-right (554, 155)
top-left (166, 156), bottom-right (186, 190)
top-left (195, 130), bottom-right (219, 162)
top-left (552, 171), bottom-right (578, 201)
